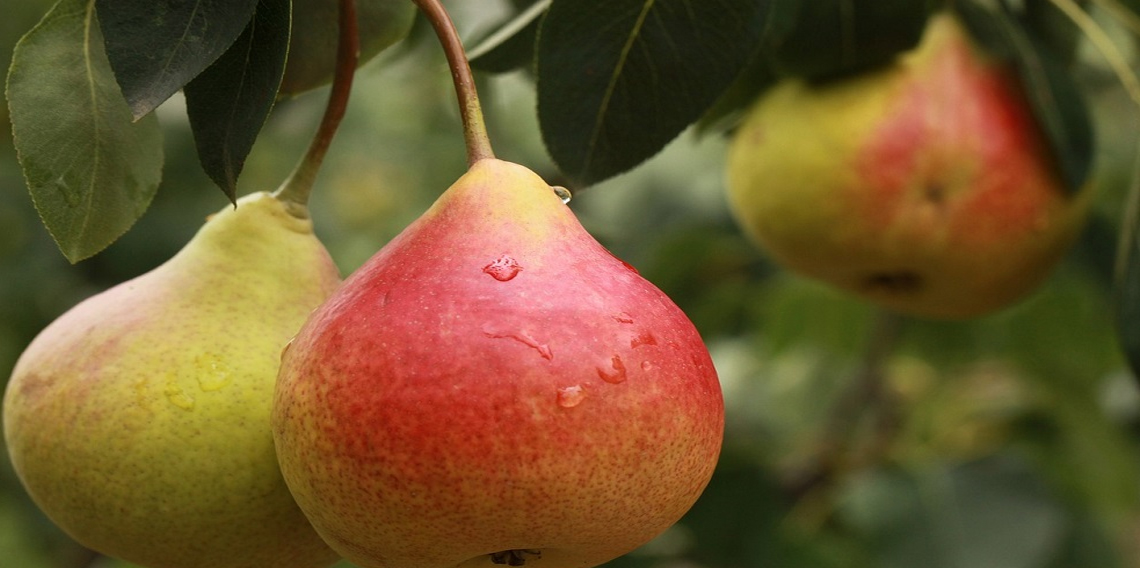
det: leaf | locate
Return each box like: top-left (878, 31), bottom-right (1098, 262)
top-left (183, 0), bottom-right (290, 201)
top-left (1022, 0), bottom-right (1084, 66)
top-left (536, 0), bottom-right (770, 186)
top-left (94, 0), bottom-right (259, 119)
top-left (468, 0), bottom-right (549, 74)
top-left (955, 0), bottom-right (1093, 194)
top-left (6, 0), bottom-right (164, 263)
top-left (761, 0), bottom-right (931, 80)
top-left (694, 46), bottom-right (777, 135)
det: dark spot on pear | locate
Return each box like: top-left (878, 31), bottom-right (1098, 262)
top-left (490, 549), bottom-right (541, 566)
top-left (862, 271), bottom-right (922, 294)
top-left (924, 182), bottom-right (946, 204)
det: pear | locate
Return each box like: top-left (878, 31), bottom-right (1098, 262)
top-left (279, 0), bottom-right (416, 97)
top-left (273, 158), bottom-right (724, 568)
top-left (3, 192), bottom-right (342, 568)
top-left (725, 12), bottom-right (1091, 319)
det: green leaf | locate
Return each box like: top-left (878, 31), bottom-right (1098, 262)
top-left (955, 0), bottom-right (1093, 194)
top-left (694, 47), bottom-right (777, 135)
top-left (468, 0), bottom-right (548, 74)
top-left (1022, 0), bottom-right (1084, 66)
top-left (536, 0), bottom-right (770, 186)
top-left (6, 0), bottom-right (163, 263)
top-left (762, 0), bottom-right (931, 80)
top-left (94, 0), bottom-right (259, 119)
top-left (184, 0), bottom-right (290, 201)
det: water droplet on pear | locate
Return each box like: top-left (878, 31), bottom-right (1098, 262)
top-left (552, 186), bottom-right (572, 204)
top-left (483, 254), bottom-right (522, 281)
top-left (597, 355), bottom-right (628, 384)
top-left (556, 385), bottom-right (586, 408)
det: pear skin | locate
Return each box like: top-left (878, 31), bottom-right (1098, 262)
top-left (273, 159), bottom-right (724, 568)
top-left (4, 193), bottom-right (342, 568)
top-left (726, 12), bottom-right (1091, 319)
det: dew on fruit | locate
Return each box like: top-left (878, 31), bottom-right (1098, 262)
top-left (483, 255), bottom-right (522, 281)
top-left (556, 385), bottom-right (586, 408)
top-left (604, 249), bottom-right (640, 274)
top-left (196, 353), bottom-right (231, 391)
top-left (863, 271), bottom-right (922, 294)
top-left (490, 549), bottom-right (542, 566)
top-left (551, 186), bottom-right (572, 204)
top-left (597, 355), bottom-right (628, 384)
top-left (163, 384), bottom-right (195, 410)
top-left (630, 331), bottom-right (658, 349)
top-left (641, 360), bottom-right (654, 372)
top-left (482, 325), bottom-right (553, 360)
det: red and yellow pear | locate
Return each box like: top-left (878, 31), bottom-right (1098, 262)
top-left (273, 158), bottom-right (724, 568)
top-left (726, 11), bottom-right (1091, 319)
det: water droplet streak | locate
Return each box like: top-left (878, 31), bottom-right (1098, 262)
top-left (482, 325), bottom-right (553, 360)
top-left (629, 331), bottom-right (657, 349)
top-left (597, 355), bottom-right (628, 384)
top-left (164, 384), bottom-right (195, 410)
top-left (483, 255), bottom-right (522, 282)
top-left (557, 385), bottom-right (585, 408)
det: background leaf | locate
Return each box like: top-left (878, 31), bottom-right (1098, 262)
top-left (840, 457), bottom-right (1073, 568)
top-left (94, 0), bottom-right (259, 119)
top-left (468, 0), bottom-right (548, 74)
top-left (536, 0), bottom-right (769, 186)
top-left (955, 0), bottom-right (1094, 194)
top-left (184, 0), bottom-right (290, 200)
top-left (6, 0), bottom-right (163, 262)
top-left (761, 0), bottom-right (932, 80)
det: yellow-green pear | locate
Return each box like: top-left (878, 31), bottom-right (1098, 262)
top-left (3, 192), bottom-right (342, 568)
top-left (726, 12), bottom-right (1091, 319)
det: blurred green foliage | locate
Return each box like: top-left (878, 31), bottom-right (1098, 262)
top-left (3, 2), bottom-right (1140, 568)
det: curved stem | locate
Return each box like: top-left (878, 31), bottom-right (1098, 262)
top-left (411, 0), bottom-right (496, 166)
top-left (274, 0), bottom-right (361, 211)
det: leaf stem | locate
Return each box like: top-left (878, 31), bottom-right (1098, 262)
top-left (274, 0), bottom-right (361, 211)
top-left (411, 0), bottom-right (496, 166)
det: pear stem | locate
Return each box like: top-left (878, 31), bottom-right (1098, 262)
top-left (411, 0), bottom-right (496, 166)
top-left (274, 0), bottom-right (361, 212)
top-left (784, 310), bottom-right (904, 500)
